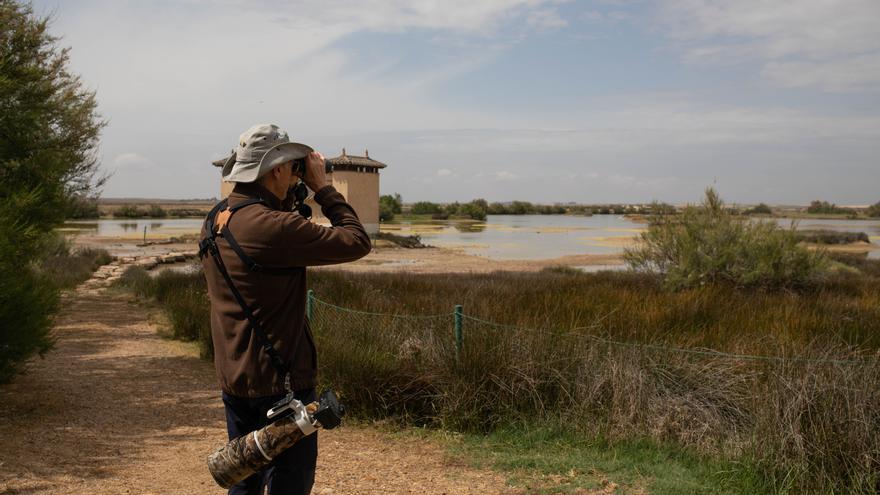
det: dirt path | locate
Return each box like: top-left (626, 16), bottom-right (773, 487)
top-left (0, 269), bottom-right (513, 494)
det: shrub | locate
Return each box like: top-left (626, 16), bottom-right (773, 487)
top-left (38, 242), bottom-right (113, 289)
top-left (744, 203), bottom-right (773, 215)
top-left (147, 205), bottom-right (167, 218)
top-left (867, 201), bottom-right (880, 218)
top-left (797, 230), bottom-right (870, 245)
top-left (625, 188), bottom-right (828, 290)
top-left (66, 194), bottom-right (100, 219)
top-left (0, 266), bottom-right (57, 383)
top-left (458, 199), bottom-right (488, 221)
top-left (113, 205), bottom-right (143, 218)
top-left (118, 265), bottom-right (156, 298)
top-left (509, 201), bottom-right (533, 215)
top-left (378, 202), bottom-right (395, 222)
top-left (806, 200), bottom-right (852, 215)
top-left (411, 201), bottom-right (442, 215)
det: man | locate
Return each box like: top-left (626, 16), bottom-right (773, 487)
top-left (201, 124), bottom-right (371, 495)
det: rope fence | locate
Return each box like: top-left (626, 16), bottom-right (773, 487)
top-left (307, 290), bottom-right (879, 367)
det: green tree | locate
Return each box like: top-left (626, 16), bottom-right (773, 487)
top-left (459, 199), bottom-right (488, 221)
top-left (411, 201), bottom-right (441, 215)
top-left (866, 201), bottom-right (880, 218)
top-left (1, 0), bottom-right (106, 382)
top-left (379, 193), bottom-right (402, 215)
top-left (509, 201), bottom-right (533, 215)
top-left (487, 202), bottom-right (507, 214)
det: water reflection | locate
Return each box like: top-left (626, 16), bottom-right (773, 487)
top-left (61, 218), bottom-right (204, 236)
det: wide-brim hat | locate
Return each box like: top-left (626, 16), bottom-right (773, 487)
top-left (220, 124), bottom-right (313, 183)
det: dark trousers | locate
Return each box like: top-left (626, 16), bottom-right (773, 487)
top-left (222, 388), bottom-right (318, 495)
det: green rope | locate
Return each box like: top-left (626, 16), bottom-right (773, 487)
top-left (310, 297), bottom-right (878, 366)
top-left (312, 297), bottom-right (453, 320)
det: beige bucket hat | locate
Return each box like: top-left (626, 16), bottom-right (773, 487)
top-left (220, 124), bottom-right (313, 183)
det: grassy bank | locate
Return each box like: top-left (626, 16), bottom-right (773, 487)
top-left (446, 424), bottom-right (762, 494)
top-left (119, 262), bottom-right (880, 493)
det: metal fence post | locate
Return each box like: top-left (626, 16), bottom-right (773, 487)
top-left (307, 289), bottom-right (314, 321)
top-left (454, 304), bottom-right (463, 357)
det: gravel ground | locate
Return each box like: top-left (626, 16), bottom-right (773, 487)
top-left (0, 271), bottom-right (515, 494)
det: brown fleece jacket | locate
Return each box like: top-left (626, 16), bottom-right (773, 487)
top-left (201, 182), bottom-right (371, 397)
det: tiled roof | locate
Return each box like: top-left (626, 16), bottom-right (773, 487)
top-left (326, 149), bottom-right (387, 169)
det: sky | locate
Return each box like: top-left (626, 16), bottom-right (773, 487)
top-left (32, 0), bottom-right (880, 204)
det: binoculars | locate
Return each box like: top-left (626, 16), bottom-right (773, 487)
top-left (292, 157), bottom-right (333, 177)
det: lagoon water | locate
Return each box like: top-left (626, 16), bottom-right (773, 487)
top-left (61, 218), bottom-right (205, 237)
top-left (63, 215), bottom-right (880, 260)
top-left (384, 214), bottom-right (643, 260)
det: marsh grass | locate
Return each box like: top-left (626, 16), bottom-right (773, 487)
top-left (36, 234), bottom-right (113, 289)
top-left (309, 268), bottom-right (880, 493)
top-left (120, 261), bottom-right (880, 493)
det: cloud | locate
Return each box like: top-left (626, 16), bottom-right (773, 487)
top-left (527, 9), bottom-right (568, 30)
top-left (112, 152), bottom-right (153, 170)
top-left (436, 168), bottom-right (454, 176)
top-left (479, 170), bottom-right (519, 181)
top-left (763, 53), bottom-right (880, 92)
top-left (658, 0), bottom-right (880, 92)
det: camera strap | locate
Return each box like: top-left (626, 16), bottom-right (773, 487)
top-left (199, 197), bottom-right (304, 393)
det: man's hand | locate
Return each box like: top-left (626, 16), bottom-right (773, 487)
top-left (303, 152), bottom-right (330, 192)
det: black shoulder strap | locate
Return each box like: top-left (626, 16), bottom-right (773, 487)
top-left (220, 198), bottom-right (303, 276)
top-left (199, 198), bottom-right (294, 392)
top-left (228, 197), bottom-right (266, 213)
